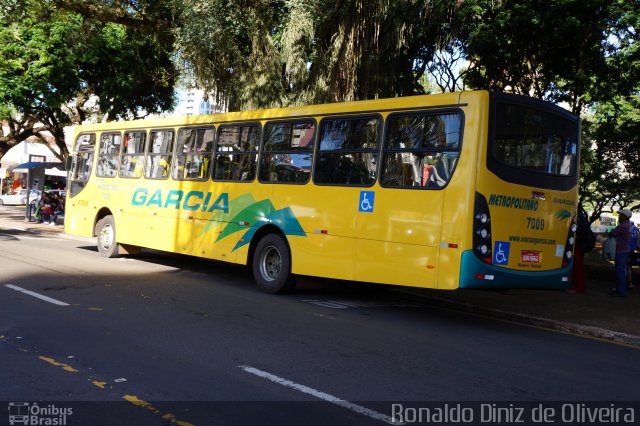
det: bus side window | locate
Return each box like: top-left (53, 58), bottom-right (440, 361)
top-left (213, 124), bottom-right (259, 182)
top-left (314, 116), bottom-right (379, 186)
top-left (259, 120), bottom-right (314, 184)
top-left (381, 111), bottom-right (462, 189)
top-left (120, 131), bottom-right (147, 178)
top-left (69, 133), bottom-right (96, 197)
top-left (145, 129), bottom-right (175, 179)
top-left (173, 127), bottom-right (215, 181)
top-left (96, 133), bottom-right (121, 178)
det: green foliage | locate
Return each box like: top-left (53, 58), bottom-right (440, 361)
top-left (3, 0), bottom-right (639, 216)
top-left (55, 0), bottom-right (460, 109)
top-left (576, 1), bottom-right (640, 215)
top-left (453, 0), bottom-right (615, 114)
top-left (82, 22), bottom-right (176, 121)
top-left (452, 0), bottom-right (640, 217)
top-left (0, 1), bottom-right (176, 160)
top-left (580, 95), bottom-right (640, 218)
top-left (173, 0), bottom-right (459, 110)
top-left (171, 0), bottom-right (282, 111)
top-left (303, 0), bottom-right (459, 104)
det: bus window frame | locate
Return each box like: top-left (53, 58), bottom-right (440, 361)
top-left (70, 132), bottom-right (97, 182)
top-left (259, 118), bottom-right (317, 185)
top-left (144, 127), bottom-right (176, 180)
top-left (119, 130), bottom-right (147, 179)
top-left (68, 132), bottom-right (97, 198)
top-left (213, 122), bottom-right (261, 183)
top-left (173, 125), bottom-right (216, 182)
top-left (96, 132), bottom-right (123, 178)
top-left (74, 132), bottom-right (97, 153)
top-left (487, 92), bottom-right (580, 192)
top-left (380, 108), bottom-right (464, 190)
top-left (313, 113), bottom-right (382, 188)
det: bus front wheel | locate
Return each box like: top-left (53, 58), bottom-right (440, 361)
top-left (252, 234), bottom-right (295, 294)
top-left (96, 215), bottom-right (120, 258)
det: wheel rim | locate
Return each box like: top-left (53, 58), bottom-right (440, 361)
top-left (259, 245), bottom-right (281, 282)
top-left (98, 224), bottom-right (114, 251)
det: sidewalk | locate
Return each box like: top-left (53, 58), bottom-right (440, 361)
top-left (391, 251), bottom-right (640, 347)
top-left (394, 271), bottom-right (640, 347)
top-left (0, 205), bottom-right (65, 235)
top-left (1, 205), bottom-right (639, 347)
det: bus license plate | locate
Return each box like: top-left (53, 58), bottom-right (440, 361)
top-left (521, 251), bottom-right (541, 263)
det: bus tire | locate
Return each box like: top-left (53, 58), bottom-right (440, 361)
top-left (252, 234), bottom-right (296, 294)
top-left (95, 215), bottom-right (120, 258)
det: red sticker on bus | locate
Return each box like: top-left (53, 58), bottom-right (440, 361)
top-left (521, 251), bottom-right (541, 263)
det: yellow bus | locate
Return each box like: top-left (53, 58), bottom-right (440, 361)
top-left (65, 91), bottom-right (580, 293)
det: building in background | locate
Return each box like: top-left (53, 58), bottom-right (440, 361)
top-left (173, 88), bottom-right (226, 117)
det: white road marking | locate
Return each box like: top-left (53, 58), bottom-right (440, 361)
top-left (239, 365), bottom-right (398, 424)
top-left (4, 284), bottom-right (70, 306)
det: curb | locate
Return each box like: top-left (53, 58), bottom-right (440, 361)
top-left (391, 290), bottom-right (640, 349)
top-left (1, 224), bottom-right (63, 235)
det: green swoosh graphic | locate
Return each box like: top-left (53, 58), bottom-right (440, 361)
top-left (217, 199), bottom-right (274, 241)
top-left (555, 209), bottom-right (572, 220)
top-left (196, 193), bottom-right (308, 252)
top-left (199, 193), bottom-right (257, 237)
top-left (229, 206), bottom-right (306, 251)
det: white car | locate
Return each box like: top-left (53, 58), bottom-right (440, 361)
top-left (47, 189), bottom-right (66, 199)
top-left (0, 189), bottom-right (41, 205)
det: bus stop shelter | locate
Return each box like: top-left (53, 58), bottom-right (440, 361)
top-left (14, 161), bottom-right (65, 221)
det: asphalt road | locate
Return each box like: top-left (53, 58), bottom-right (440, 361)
top-left (1, 227), bottom-right (639, 425)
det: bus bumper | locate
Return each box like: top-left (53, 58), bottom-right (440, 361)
top-left (459, 250), bottom-right (572, 289)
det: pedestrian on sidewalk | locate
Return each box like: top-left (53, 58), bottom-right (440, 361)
top-left (571, 203), bottom-right (594, 293)
top-left (50, 193), bottom-right (64, 226)
top-left (36, 194), bottom-right (54, 223)
top-left (627, 221), bottom-right (639, 288)
top-left (609, 209), bottom-right (633, 297)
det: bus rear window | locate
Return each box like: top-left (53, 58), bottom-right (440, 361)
top-left (492, 102), bottom-right (578, 177)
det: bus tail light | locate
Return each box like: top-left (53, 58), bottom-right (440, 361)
top-left (562, 220), bottom-right (577, 267)
top-left (473, 192), bottom-right (492, 263)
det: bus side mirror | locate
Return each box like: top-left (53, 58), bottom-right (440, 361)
top-left (65, 156), bottom-right (73, 171)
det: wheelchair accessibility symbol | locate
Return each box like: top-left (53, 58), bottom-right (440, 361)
top-left (359, 191), bottom-right (375, 213)
top-left (493, 241), bottom-right (510, 265)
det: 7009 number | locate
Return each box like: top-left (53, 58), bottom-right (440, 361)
top-left (526, 217), bottom-right (545, 230)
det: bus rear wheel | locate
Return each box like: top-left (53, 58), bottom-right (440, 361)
top-left (95, 215), bottom-right (120, 258)
top-left (252, 234), bottom-right (295, 294)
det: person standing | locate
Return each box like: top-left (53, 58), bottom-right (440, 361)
top-left (571, 203), bottom-right (594, 293)
top-left (609, 209), bottom-right (633, 297)
top-left (627, 221), bottom-right (639, 288)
